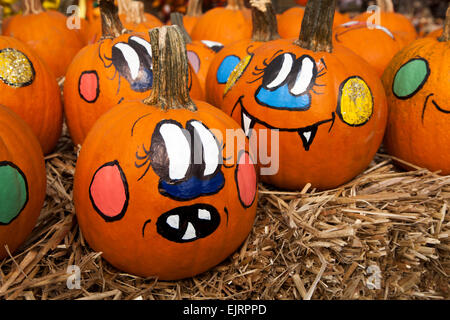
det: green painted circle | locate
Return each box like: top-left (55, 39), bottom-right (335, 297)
top-left (393, 58), bottom-right (429, 99)
top-left (0, 162), bottom-right (28, 225)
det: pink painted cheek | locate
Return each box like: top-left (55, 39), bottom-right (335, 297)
top-left (187, 51), bottom-right (201, 73)
top-left (79, 70), bottom-right (99, 103)
top-left (89, 161), bottom-right (129, 221)
top-left (236, 151), bottom-right (257, 208)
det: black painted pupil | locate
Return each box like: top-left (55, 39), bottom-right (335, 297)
top-left (262, 53), bottom-right (288, 88)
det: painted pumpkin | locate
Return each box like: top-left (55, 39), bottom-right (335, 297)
top-left (221, 0), bottom-right (388, 190)
top-left (204, 0), bottom-right (280, 108)
top-left (3, 0), bottom-right (85, 78)
top-left (277, 6), bottom-right (349, 39)
top-left (0, 105), bottom-right (46, 260)
top-left (191, 0), bottom-right (252, 45)
top-left (381, 7), bottom-right (450, 174)
top-left (0, 35), bottom-right (63, 154)
top-left (333, 21), bottom-right (404, 77)
top-left (353, 0), bottom-right (417, 45)
top-left (64, 0), bottom-right (203, 146)
top-left (74, 26), bottom-right (258, 280)
top-left (171, 12), bottom-right (222, 94)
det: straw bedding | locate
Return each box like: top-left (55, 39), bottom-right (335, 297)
top-left (0, 125), bottom-right (448, 300)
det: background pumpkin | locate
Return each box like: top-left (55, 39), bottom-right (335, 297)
top-left (190, 0), bottom-right (251, 45)
top-left (0, 34), bottom-right (63, 154)
top-left (381, 6), bottom-right (450, 174)
top-left (74, 25), bottom-right (258, 280)
top-left (353, 0), bottom-right (417, 45)
top-left (221, 0), bottom-right (388, 190)
top-left (333, 21), bottom-right (404, 77)
top-left (3, 0), bottom-right (85, 78)
top-left (0, 105), bottom-right (46, 260)
top-left (63, 0), bottom-right (203, 146)
top-left (204, 0), bottom-right (280, 109)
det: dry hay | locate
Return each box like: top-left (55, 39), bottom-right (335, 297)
top-left (0, 126), bottom-right (448, 301)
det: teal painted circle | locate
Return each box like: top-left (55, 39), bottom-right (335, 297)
top-left (393, 58), bottom-right (430, 99)
top-left (0, 162), bottom-right (28, 225)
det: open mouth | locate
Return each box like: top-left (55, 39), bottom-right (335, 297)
top-left (234, 97), bottom-right (335, 151)
top-left (155, 204), bottom-right (220, 243)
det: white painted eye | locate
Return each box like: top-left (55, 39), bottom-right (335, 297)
top-left (290, 56), bottom-right (315, 96)
top-left (341, 21), bottom-right (360, 27)
top-left (114, 43), bottom-right (140, 80)
top-left (266, 53), bottom-right (293, 89)
top-left (201, 40), bottom-right (224, 52)
top-left (189, 121), bottom-right (220, 177)
top-left (129, 36), bottom-right (153, 57)
top-left (373, 25), bottom-right (394, 39)
top-left (159, 123), bottom-right (191, 180)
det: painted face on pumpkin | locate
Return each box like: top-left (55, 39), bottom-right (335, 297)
top-left (88, 117), bottom-right (257, 243)
top-left (224, 51), bottom-right (374, 151)
top-left (78, 35), bottom-right (153, 104)
top-left (392, 57), bottom-right (449, 121)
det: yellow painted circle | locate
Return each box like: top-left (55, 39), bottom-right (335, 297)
top-left (224, 54), bottom-right (252, 96)
top-left (338, 76), bottom-right (373, 126)
top-left (0, 48), bottom-right (35, 87)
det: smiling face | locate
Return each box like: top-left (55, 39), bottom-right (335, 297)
top-left (74, 101), bottom-right (258, 279)
top-left (222, 39), bottom-right (388, 190)
top-left (382, 38), bottom-right (450, 174)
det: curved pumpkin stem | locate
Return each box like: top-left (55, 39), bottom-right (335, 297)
top-left (250, 0), bottom-right (280, 42)
top-left (100, 0), bottom-right (127, 39)
top-left (23, 0), bottom-right (44, 15)
top-left (170, 12), bottom-right (192, 44)
top-left (296, 0), bottom-right (335, 53)
top-left (144, 26), bottom-right (197, 112)
top-left (439, 6), bottom-right (450, 42)
top-left (186, 0), bottom-right (202, 17)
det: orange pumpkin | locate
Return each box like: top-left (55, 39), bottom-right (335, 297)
top-left (3, 0), bottom-right (85, 78)
top-left (64, 0), bottom-right (203, 146)
top-left (191, 0), bottom-right (252, 45)
top-left (171, 12), bottom-right (221, 94)
top-left (0, 35), bottom-right (63, 154)
top-left (426, 28), bottom-right (443, 39)
top-left (333, 21), bottom-right (404, 77)
top-left (277, 6), bottom-right (349, 39)
top-left (381, 7), bottom-right (450, 174)
top-left (183, 0), bottom-right (203, 34)
top-left (74, 25), bottom-right (258, 280)
top-left (353, 0), bottom-right (417, 45)
top-left (221, 0), bottom-right (388, 190)
top-left (0, 105), bottom-right (46, 260)
top-left (204, 0), bottom-right (280, 108)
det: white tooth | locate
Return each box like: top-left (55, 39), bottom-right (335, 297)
top-left (303, 131), bottom-right (312, 142)
top-left (182, 222), bottom-right (196, 240)
top-left (242, 112), bottom-right (253, 137)
top-left (198, 209), bottom-right (211, 220)
top-left (166, 215), bottom-right (179, 229)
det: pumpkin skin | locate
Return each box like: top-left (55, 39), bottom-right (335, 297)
top-left (426, 28), bottom-right (443, 39)
top-left (190, 3), bottom-right (252, 45)
top-left (3, 3), bottom-right (85, 78)
top-left (381, 37), bottom-right (450, 174)
top-left (221, 39), bottom-right (388, 190)
top-left (0, 105), bottom-right (46, 260)
top-left (73, 100), bottom-right (258, 280)
top-left (0, 36), bottom-right (63, 154)
top-left (277, 7), bottom-right (349, 39)
top-left (333, 21), bottom-right (404, 77)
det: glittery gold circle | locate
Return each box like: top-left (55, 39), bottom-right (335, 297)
top-left (0, 48), bottom-right (35, 87)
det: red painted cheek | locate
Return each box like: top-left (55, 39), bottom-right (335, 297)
top-left (89, 161), bottom-right (129, 221)
top-left (236, 151), bottom-right (257, 208)
top-left (79, 70), bottom-right (99, 103)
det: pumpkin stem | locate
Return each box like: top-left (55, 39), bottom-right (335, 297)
top-left (250, 0), bottom-right (280, 42)
top-left (296, 0), bottom-right (335, 53)
top-left (143, 26), bottom-right (197, 112)
top-left (23, 0), bottom-right (44, 15)
top-left (383, 0), bottom-right (394, 13)
top-left (0, 6), bottom-right (3, 34)
top-left (186, 0), bottom-right (203, 17)
top-left (125, 1), bottom-right (147, 24)
top-left (117, 0), bottom-right (130, 16)
top-left (100, 0), bottom-right (127, 39)
top-left (226, 0), bottom-right (244, 10)
top-left (170, 12), bottom-right (192, 44)
top-left (438, 6), bottom-right (450, 42)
